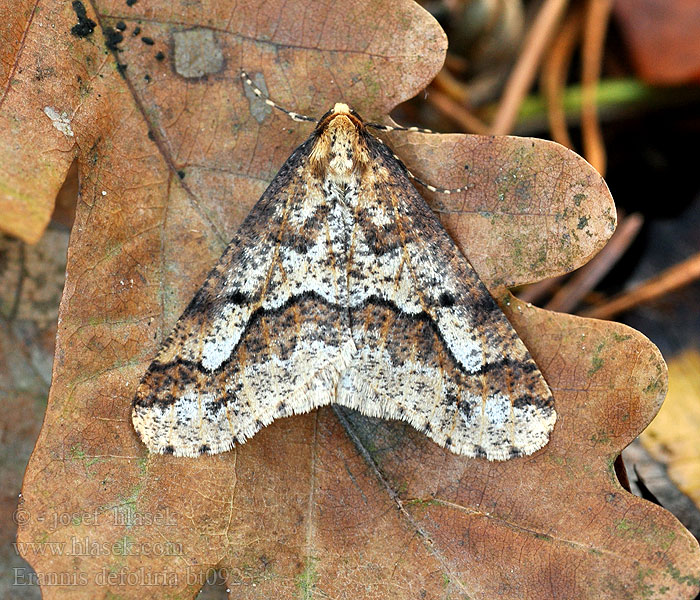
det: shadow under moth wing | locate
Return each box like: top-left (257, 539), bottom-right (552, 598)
top-left (132, 103), bottom-right (556, 461)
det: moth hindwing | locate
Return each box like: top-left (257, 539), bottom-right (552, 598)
top-left (132, 101), bottom-right (556, 460)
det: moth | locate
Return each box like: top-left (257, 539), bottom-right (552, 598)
top-left (132, 74), bottom-right (556, 461)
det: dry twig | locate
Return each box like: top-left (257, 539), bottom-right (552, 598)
top-left (581, 0), bottom-right (613, 175)
top-left (582, 251), bottom-right (700, 320)
top-left (426, 88), bottom-right (490, 134)
top-left (491, 0), bottom-right (570, 134)
top-left (541, 8), bottom-right (583, 149)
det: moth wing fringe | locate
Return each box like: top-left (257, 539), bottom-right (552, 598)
top-left (132, 339), bottom-right (357, 457)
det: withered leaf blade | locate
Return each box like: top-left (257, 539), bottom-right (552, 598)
top-left (3, 0), bottom-right (698, 598)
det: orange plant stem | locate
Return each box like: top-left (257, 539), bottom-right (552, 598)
top-left (541, 8), bottom-right (583, 149)
top-left (581, 0), bottom-right (613, 175)
top-left (427, 88), bottom-right (490, 135)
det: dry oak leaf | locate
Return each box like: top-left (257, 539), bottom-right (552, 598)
top-left (4, 0), bottom-right (699, 598)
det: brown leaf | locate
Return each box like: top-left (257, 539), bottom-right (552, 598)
top-left (0, 2), bottom-right (77, 243)
top-left (4, 0), bottom-right (699, 598)
top-left (392, 133), bottom-right (615, 286)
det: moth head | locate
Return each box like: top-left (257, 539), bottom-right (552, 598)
top-left (309, 103), bottom-right (370, 182)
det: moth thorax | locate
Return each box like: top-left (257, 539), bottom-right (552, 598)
top-left (310, 113), bottom-right (368, 183)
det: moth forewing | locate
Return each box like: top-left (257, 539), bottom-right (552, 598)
top-left (132, 100), bottom-right (555, 461)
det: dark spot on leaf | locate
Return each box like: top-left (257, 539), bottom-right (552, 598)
top-left (177, 170), bottom-right (185, 179)
top-left (147, 130), bottom-right (155, 141)
top-left (141, 36), bottom-right (154, 45)
top-left (163, 445), bottom-right (174, 455)
top-left (155, 51), bottom-right (165, 61)
top-left (104, 27), bottom-right (124, 51)
top-left (132, 26), bottom-right (141, 36)
top-left (126, 0), bottom-right (137, 5)
top-left (70, 1), bottom-right (96, 38)
top-left (115, 21), bottom-right (126, 31)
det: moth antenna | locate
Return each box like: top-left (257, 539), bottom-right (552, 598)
top-left (240, 71), bottom-right (317, 124)
top-left (372, 138), bottom-right (470, 195)
top-left (366, 122), bottom-right (437, 135)
top-left (406, 170), bottom-right (470, 195)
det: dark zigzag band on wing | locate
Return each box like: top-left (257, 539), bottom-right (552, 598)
top-left (133, 290), bottom-right (546, 403)
top-left (341, 299), bottom-right (554, 459)
top-left (133, 291), bottom-right (553, 458)
top-left (187, 287), bottom-right (507, 359)
top-left (133, 294), bottom-right (355, 456)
